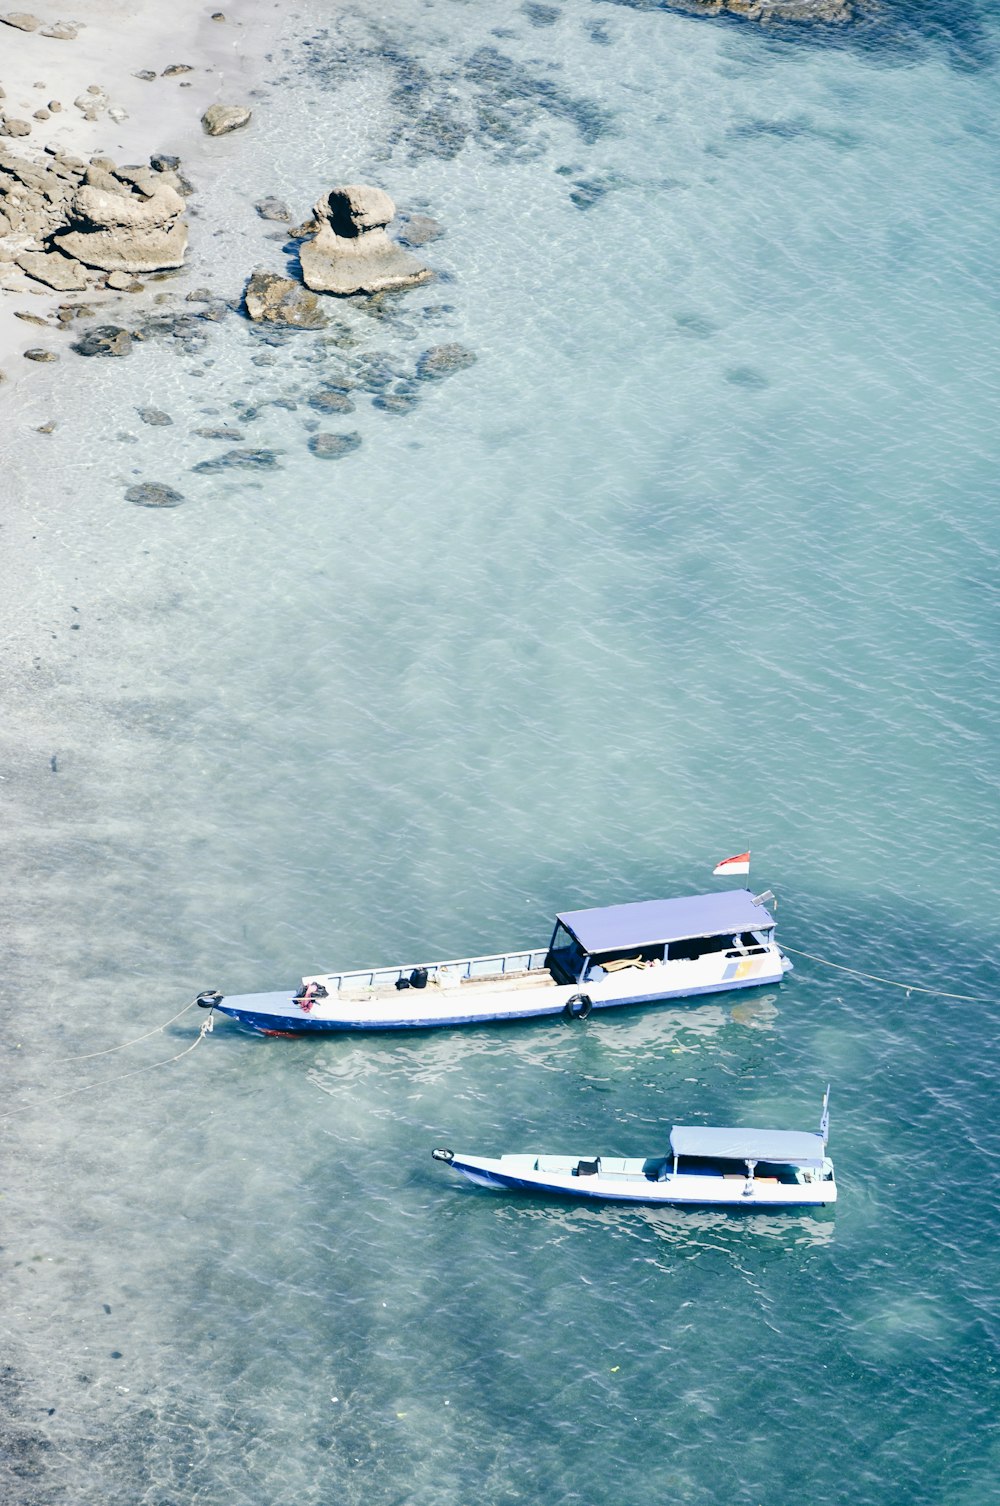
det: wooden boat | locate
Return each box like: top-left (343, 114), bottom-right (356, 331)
top-left (196, 887), bottom-right (791, 1035)
top-left (432, 1090), bottom-right (835, 1210)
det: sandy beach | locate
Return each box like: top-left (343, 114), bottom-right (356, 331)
top-left (0, 1), bottom-right (276, 381)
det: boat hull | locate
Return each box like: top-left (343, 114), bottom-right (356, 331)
top-left (439, 1152), bottom-right (836, 1209)
top-left (208, 966), bottom-right (787, 1035)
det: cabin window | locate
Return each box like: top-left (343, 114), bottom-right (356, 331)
top-left (585, 946), bottom-right (664, 978)
top-left (545, 924), bottom-right (586, 984)
top-left (668, 927), bottom-right (737, 963)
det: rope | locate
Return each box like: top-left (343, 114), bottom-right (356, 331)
top-left (0, 1013), bottom-right (215, 1121)
top-left (780, 943), bottom-right (990, 1002)
top-left (48, 997), bottom-right (201, 1063)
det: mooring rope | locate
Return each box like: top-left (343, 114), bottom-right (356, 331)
top-left (47, 997), bottom-right (201, 1063)
top-left (0, 1012), bottom-right (215, 1121)
top-left (780, 943), bottom-right (989, 1002)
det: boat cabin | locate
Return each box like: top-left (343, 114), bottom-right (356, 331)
top-left (666, 1125), bottom-right (832, 1186)
top-left (545, 889), bottom-right (777, 985)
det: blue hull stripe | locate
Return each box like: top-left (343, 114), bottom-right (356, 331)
top-left (452, 1161), bottom-right (827, 1209)
top-left (214, 972), bottom-right (785, 1034)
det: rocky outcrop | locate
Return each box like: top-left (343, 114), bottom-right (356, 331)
top-left (1, 147), bottom-right (189, 288)
top-left (243, 268), bottom-right (328, 328)
top-left (300, 185), bottom-right (432, 296)
top-left (15, 250), bottom-right (90, 290)
top-left (53, 178), bottom-right (188, 272)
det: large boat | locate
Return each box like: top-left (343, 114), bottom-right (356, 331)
top-left (196, 887), bottom-right (791, 1034)
top-left (432, 1090), bottom-right (835, 1210)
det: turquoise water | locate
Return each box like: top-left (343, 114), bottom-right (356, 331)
top-left (3, 3), bottom-right (1000, 1502)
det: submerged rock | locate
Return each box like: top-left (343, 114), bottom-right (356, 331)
top-left (73, 325), bottom-right (132, 357)
top-left (307, 389), bottom-right (355, 414)
top-left (137, 407), bottom-right (173, 426)
top-left (308, 431), bottom-right (362, 459)
top-left (373, 391), bottom-right (420, 415)
top-left (191, 448), bottom-right (280, 473)
top-left (300, 185), bottom-right (433, 296)
top-left (416, 343), bottom-right (477, 380)
top-left (243, 268), bottom-right (328, 328)
top-left (394, 212), bottom-right (444, 248)
top-left (255, 197), bottom-right (291, 222)
top-left (126, 482), bottom-right (184, 507)
top-left (23, 347), bottom-right (58, 361)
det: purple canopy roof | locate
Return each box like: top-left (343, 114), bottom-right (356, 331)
top-left (557, 888), bottom-right (774, 954)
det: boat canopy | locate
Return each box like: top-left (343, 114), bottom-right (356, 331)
top-left (557, 889), bottom-right (774, 955)
top-left (670, 1125), bottom-right (826, 1166)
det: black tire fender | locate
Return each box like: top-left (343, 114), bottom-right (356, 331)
top-left (563, 993), bottom-right (592, 1021)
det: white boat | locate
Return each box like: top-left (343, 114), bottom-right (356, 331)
top-left (196, 887), bottom-right (791, 1035)
top-left (433, 1090), bottom-right (836, 1210)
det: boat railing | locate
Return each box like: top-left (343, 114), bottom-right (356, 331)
top-left (313, 946), bottom-right (550, 993)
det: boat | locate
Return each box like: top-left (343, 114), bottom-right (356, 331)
top-left (196, 886), bottom-right (791, 1035)
top-left (432, 1089), bottom-right (835, 1210)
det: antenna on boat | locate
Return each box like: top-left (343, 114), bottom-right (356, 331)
top-left (819, 1084), bottom-right (831, 1144)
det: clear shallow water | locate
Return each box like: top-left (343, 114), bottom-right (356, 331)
top-left (3, 3), bottom-right (1000, 1503)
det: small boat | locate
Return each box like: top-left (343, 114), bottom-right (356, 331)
top-left (196, 886), bottom-right (791, 1035)
top-left (433, 1089), bottom-right (835, 1210)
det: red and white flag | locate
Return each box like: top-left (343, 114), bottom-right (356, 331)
top-left (712, 851), bottom-right (750, 877)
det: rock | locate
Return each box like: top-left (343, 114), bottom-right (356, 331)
top-left (416, 343), bottom-right (477, 380)
top-left (255, 197), bottom-right (291, 222)
top-left (36, 420), bottom-right (56, 433)
top-left (33, 109), bottom-right (50, 121)
top-left (395, 212), bottom-right (444, 247)
top-left (308, 431), bottom-right (362, 459)
top-left (0, 118), bottom-right (32, 137)
top-left (74, 88), bottom-right (109, 116)
top-left (106, 270), bottom-right (142, 291)
top-left (137, 407), bottom-right (173, 426)
top-left (48, 100), bottom-right (62, 112)
top-left (212, 11), bottom-right (226, 19)
top-left (192, 426), bottom-right (244, 441)
top-left (150, 153), bottom-right (180, 172)
top-left (300, 185), bottom-right (433, 296)
top-left (191, 448), bottom-right (280, 473)
top-left (73, 324), bottom-right (132, 357)
top-left (1, 13), bottom-right (41, 30)
top-left (41, 20), bottom-right (78, 38)
top-left (307, 389), bottom-right (355, 414)
top-left (14, 310), bottom-right (52, 325)
top-left (135, 70), bottom-right (157, 82)
top-left (24, 347), bottom-right (58, 361)
top-left (201, 104), bottom-right (251, 137)
top-left (373, 391), bottom-right (420, 415)
top-left (243, 268), bottom-right (328, 328)
top-left (126, 482), bottom-right (184, 507)
top-left (107, 107), bottom-right (128, 124)
top-left (16, 251), bottom-right (91, 292)
top-left (162, 64), bottom-right (194, 77)
top-left (53, 181), bottom-right (188, 272)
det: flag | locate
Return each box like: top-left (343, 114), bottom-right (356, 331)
top-left (712, 851), bottom-right (750, 877)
